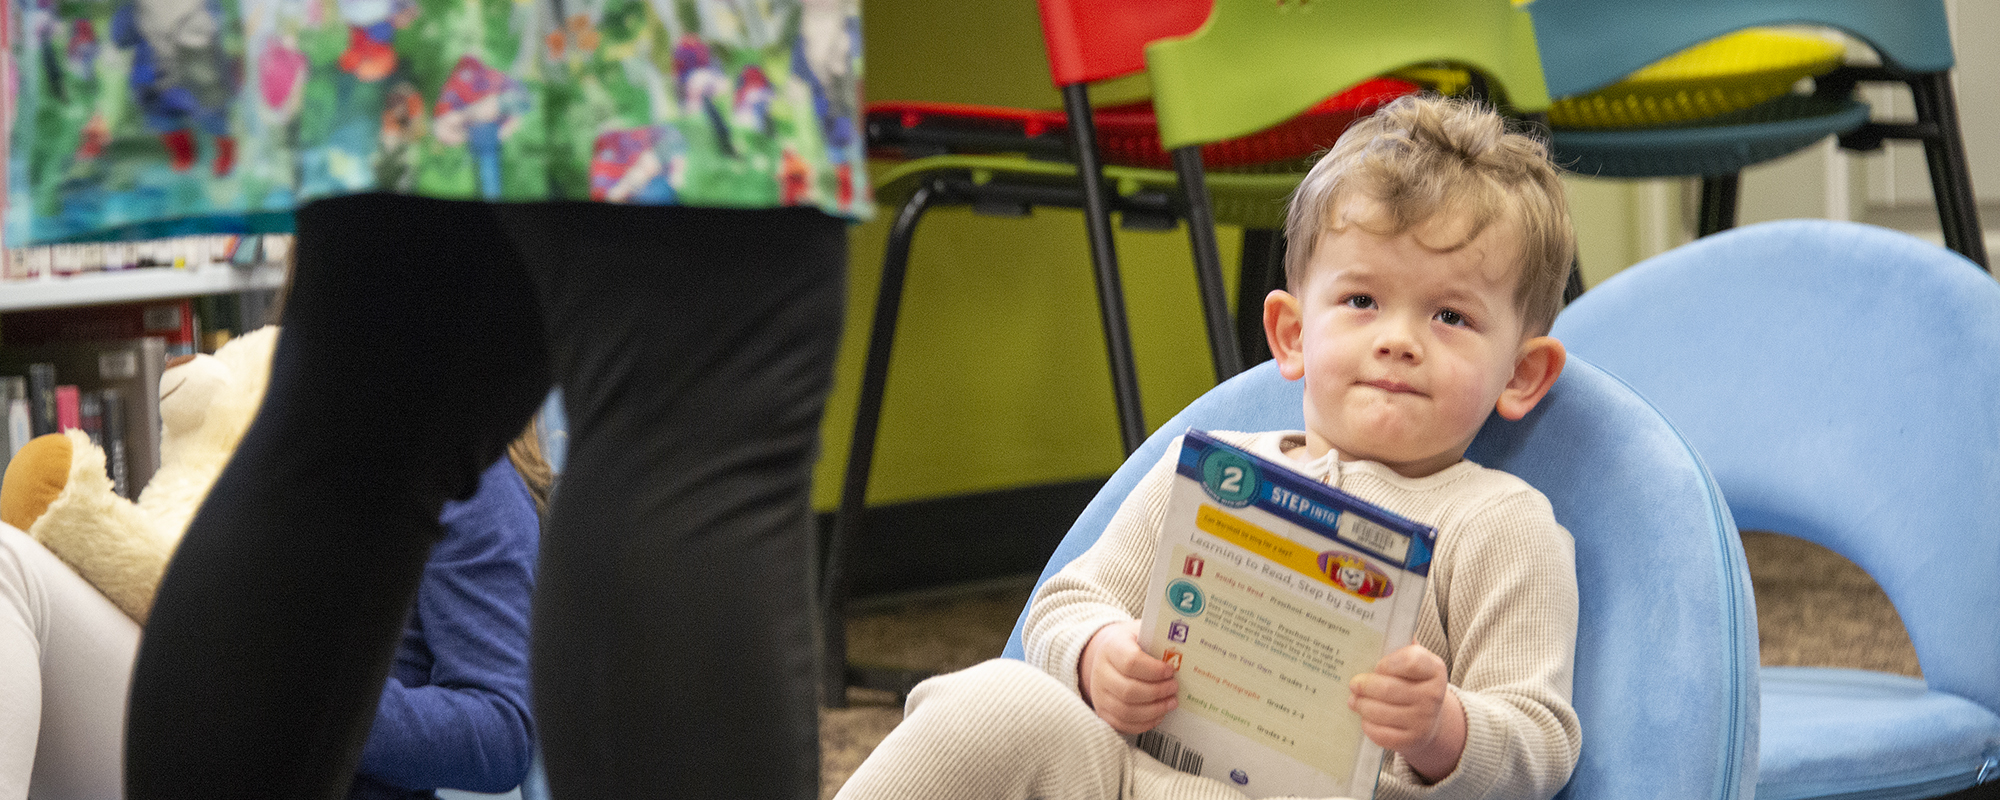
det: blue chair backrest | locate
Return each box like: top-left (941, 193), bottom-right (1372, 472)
top-left (1552, 219), bottom-right (2000, 719)
top-left (1526, 0), bottom-right (1956, 99)
top-left (1004, 358), bottom-right (1758, 800)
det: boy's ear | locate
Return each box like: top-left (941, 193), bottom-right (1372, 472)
top-left (1495, 336), bottom-right (1566, 421)
top-left (1263, 290), bottom-right (1306, 381)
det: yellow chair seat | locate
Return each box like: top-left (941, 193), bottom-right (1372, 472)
top-left (1548, 29), bottom-right (1847, 129)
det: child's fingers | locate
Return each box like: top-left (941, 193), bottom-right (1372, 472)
top-left (1078, 619), bottom-right (1183, 734)
top-left (1089, 620), bottom-right (1177, 681)
top-left (1347, 672), bottom-right (1430, 707)
top-left (1097, 668), bottom-right (1180, 706)
top-left (1107, 641), bottom-right (1178, 682)
top-left (1357, 715), bottom-right (1432, 753)
top-left (1098, 685), bottom-right (1180, 735)
top-left (1349, 690), bottom-right (1441, 749)
top-left (1090, 660), bottom-right (1179, 734)
top-left (1371, 644), bottom-right (1447, 682)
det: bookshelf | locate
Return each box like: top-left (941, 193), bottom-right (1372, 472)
top-left (0, 263), bottom-right (289, 313)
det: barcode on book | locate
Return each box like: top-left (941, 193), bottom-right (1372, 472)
top-left (1338, 513), bottom-right (1408, 564)
top-left (1136, 729), bottom-right (1205, 776)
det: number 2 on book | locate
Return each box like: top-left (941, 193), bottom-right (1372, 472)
top-left (1220, 467), bottom-right (1243, 494)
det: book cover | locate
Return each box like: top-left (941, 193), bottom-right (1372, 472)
top-left (78, 389), bottom-right (103, 445)
top-left (2, 376), bottom-right (30, 470)
top-left (98, 387), bottom-right (129, 498)
top-left (0, 338), bottom-right (168, 496)
top-left (1135, 430), bottom-right (1437, 800)
top-left (27, 363), bottom-right (58, 436)
top-left (54, 385), bottom-right (81, 432)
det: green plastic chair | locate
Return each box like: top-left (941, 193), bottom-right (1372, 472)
top-left (1525, 0), bottom-right (1987, 269)
top-left (1141, 0), bottom-right (1552, 324)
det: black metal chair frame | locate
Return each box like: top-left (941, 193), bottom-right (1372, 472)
top-left (1694, 64), bottom-right (1986, 272)
top-left (820, 85), bottom-right (1245, 705)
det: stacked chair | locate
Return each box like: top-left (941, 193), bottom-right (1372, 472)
top-left (1524, 0), bottom-right (1986, 268)
top-left (823, 0), bottom-right (1550, 704)
top-left (1555, 220), bottom-right (2000, 800)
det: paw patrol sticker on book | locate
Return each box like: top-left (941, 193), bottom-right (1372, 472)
top-left (1135, 430), bottom-right (1437, 800)
top-left (1319, 551), bottom-right (1394, 601)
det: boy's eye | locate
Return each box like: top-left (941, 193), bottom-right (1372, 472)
top-left (1343, 295), bottom-right (1376, 310)
top-left (1435, 308), bottom-right (1468, 327)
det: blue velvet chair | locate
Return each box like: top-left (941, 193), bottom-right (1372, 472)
top-left (1002, 358), bottom-right (1759, 800)
top-left (1553, 220), bottom-right (2000, 800)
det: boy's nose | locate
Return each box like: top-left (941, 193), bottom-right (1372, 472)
top-left (1374, 319), bottom-right (1423, 361)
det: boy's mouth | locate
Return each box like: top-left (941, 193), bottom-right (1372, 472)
top-left (1361, 378), bottom-right (1423, 395)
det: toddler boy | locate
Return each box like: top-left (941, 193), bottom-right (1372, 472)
top-left (836, 94), bottom-right (1580, 800)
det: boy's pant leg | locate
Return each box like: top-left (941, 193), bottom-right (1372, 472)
top-left (834, 659), bottom-right (1132, 800)
top-left (834, 658), bottom-right (1263, 800)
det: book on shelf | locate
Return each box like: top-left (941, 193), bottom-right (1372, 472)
top-left (1135, 430), bottom-right (1437, 800)
top-left (54, 385), bottom-right (81, 431)
top-left (2, 298), bottom-right (198, 356)
top-left (98, 387), bottom-right (128, 498)
top-left (0, 337), bottom-right (168, 498)
top-left (2, 377), bottom-right (32, 476)
top-left (26, 363), bottom-right (57, 437)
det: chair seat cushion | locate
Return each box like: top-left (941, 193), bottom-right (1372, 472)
top-left (864, 77), bottom-right (1417, 170)
top-left (1551, 95), bottom-right (1869, 178)
top-left (1759, 667), bottom-right (2000, 800)
top-left (1548, 29), bottom-right (1845, 129)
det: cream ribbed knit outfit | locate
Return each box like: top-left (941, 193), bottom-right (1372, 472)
top-left (836, 431), bottom-right (1580, 800)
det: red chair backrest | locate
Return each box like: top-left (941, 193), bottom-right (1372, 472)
top-left (1037, 0), bottom-right (1214, 87)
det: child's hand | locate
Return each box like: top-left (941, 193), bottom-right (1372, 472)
top-left (1348, 644), bottom-right (1466, 783)
top-left (1078, 620), bottom-right (1179, 735)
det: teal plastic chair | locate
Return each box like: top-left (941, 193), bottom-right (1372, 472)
top-left (1554, 220), bottom-right (2000, 800)
top-left (1004, 358), bottom-right (1759, 800)
top-left (1524, 0), bottom-right (1987, 269)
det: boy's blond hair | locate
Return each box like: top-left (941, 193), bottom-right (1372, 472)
top-left (1284, 94), bottom-right (1574, 336)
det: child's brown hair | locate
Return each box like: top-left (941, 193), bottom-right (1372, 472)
top-left (1284, 94), bottom-right (1574, 335)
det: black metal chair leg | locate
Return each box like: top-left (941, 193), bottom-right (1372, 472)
top-left (1698, 174), bottom-right (1740, 238)
top-left (1910, 72), bottom-right (1987, 270)
top-left (1064, 84), bottom-right (1148, 454)
top-left (1236, 229), bottom-right (1284, 367)
top-left (1171, 145), bottom-right (1245, 383)
top-left (822, 180), bottom-right (945, 708)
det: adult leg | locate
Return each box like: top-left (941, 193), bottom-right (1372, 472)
top-left (499, 203), bottom-right (843, 799)
top-left (126, 194), bottom-right (553, 800)
top-left (0, 524), bottom-right (140, 800)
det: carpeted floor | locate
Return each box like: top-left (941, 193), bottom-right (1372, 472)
top-left (818, 530), bottom-right (1919, 798)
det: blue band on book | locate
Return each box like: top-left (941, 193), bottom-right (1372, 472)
top-left (1175, 430), bottom-right (1436, 576)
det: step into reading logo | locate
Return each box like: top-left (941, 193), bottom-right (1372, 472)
top-left (1199, 447), bottom-right (1258, 508)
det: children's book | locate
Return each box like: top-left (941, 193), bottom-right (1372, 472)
top-left (1135, 430), bottom-right (1437, 800)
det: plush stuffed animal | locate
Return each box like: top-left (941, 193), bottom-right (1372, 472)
top-left (0, 325), bottom-right (278, 623)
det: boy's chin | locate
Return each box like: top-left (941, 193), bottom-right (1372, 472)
top-left (1338, 440), bottom-right (1465, 477)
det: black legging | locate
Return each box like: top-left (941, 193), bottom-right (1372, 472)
top-left (126, 193), bottom-right (845, 799)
